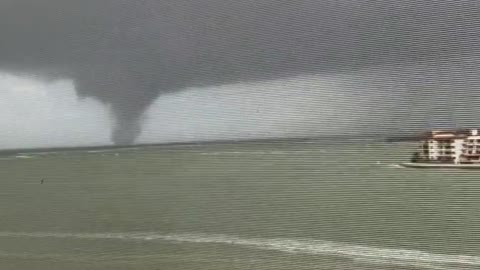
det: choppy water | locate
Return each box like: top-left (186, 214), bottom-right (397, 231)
top-left (1, 141), bottom-right (480, 269)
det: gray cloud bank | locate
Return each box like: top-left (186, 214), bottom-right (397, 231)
top-left (1, 1), bottom-right (480, 146)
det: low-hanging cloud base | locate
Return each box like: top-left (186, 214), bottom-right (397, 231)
top-left (4, 58), bottom-right (480, 150)
top-left (2, 1), bottom-right (480, 147)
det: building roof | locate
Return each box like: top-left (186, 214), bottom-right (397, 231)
top-left (421, 129), bottom-right (474, 139)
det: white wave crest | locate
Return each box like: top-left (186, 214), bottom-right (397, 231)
top-left (15, 155), bottom-right (34, 159)
top-left (0, 231), bottom-right (477, 269)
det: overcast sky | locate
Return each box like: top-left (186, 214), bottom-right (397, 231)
top-left (1, 1), bottom-right (480, 149)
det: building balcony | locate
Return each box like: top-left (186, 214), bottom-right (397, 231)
top-left (463, 142), bottom-right (480, 146)
top-left (462, 153), bottom-right (480, 157)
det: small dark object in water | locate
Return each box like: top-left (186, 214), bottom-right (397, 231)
top-left (41, 179), bottom-right (45, 184)
top-left (410, 152), bottom-right (420, 163)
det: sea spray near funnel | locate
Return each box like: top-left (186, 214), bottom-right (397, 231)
top-left (0, 231), bottom-right (478, 269)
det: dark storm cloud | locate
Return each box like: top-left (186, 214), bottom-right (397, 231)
top-left (1, 0), bottom-right (480, 144)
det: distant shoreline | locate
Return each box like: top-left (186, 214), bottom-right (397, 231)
top-left (0, 134), bottom-right (418, 155)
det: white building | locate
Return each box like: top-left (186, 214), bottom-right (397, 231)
top-left (417, 129), bottom-right (480, 164)
top-left (460, 129), bottom-right (480, 163)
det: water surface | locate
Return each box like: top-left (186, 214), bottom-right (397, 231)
top-left (0, 141), bottom-right (479, 269)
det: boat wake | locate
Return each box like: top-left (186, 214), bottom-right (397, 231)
top-left (374, 162), bottom-right (405, 169)
top-left (0, 231), bottom-right (477, 269)
top-left (386, 163), bottom-right (404, 169)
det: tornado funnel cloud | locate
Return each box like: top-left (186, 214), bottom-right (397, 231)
top-left (108, 100), bottom-right (148, 145)
top-left (112, 116), bottom-right (142, 145)
top-left (72, 68), bottom-right (160, 145)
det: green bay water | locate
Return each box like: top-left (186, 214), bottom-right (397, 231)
top-left (1, 141), bottom-right (480, 269)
